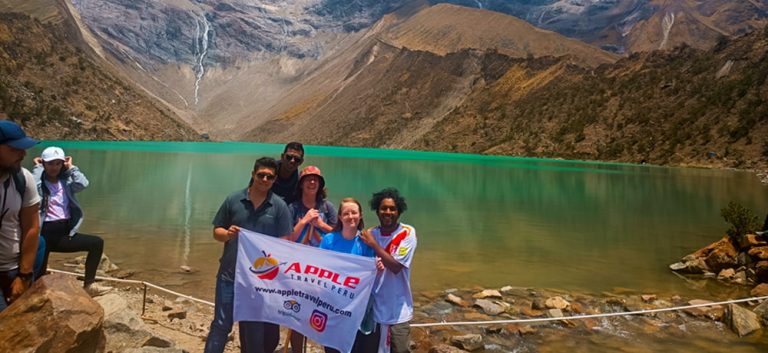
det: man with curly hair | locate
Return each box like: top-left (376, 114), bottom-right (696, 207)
top-left (359, 187), bottom-right (417, 353)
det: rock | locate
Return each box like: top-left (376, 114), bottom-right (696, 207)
top-left (450, 334), bottom-right (483, 351)
top-left (144, 335), bottom-right (175, 348)
top-left (429, 344), bottom-right (469, 353)
top-left (751, 283), bottom-right (768, 297)
top-left (109, 269), bottom-right (135, 279)
top-left (726, 303), bottom-right (761, 337)
top-left (484, 326), bottom-right (504, 334)
top-left (683, 300), bottom-right (723, 320)
top-left (733, 270), bottom-right (748, 285)
top-left (179, 265), bottom-right (194, 273)
top-left (521, 307), bottom-right (544, 317)
top-left (472, 289), bottom-right (502, 299)
top-left (754, 301), bottom-right (768, 325)
top-left (531, 298), bottom-right (546, 310)
top-left (167, 310), bottom-right (187, 320)
top-left (95, 293), bottom-right (153, 351)
top-left (545, 296), bottom-right (570, 310)
top-left (446, 294), bottom-right (466, 307)
top-left (717, 268), bottom-right (736, 280)
top-left (755, 261), bottom-right (768, 282)
top-left (641, 294), bottom-right (657, 303)
top-left (669, 258), bottom-right (709, 274)
top-left (748, 246), bottom-right (768, 260)
top-left (505, 324), bottom-right (536, 336)
top-left (546, 309), bottom-right (564, 318)
top-left (685, 237), bottom-right (738, 273)
top-left (473, 299), bottom-right (505, 316)
top-left (518, 325), bottom-right (537, 335)
top-left (499, 286), bottom-right (515, 293)
top-left (0, 273), bottom-right (105, 353)
top-left (69, 253), bottom-right (119, 274)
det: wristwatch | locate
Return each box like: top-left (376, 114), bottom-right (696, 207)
top-left (17, 272), bottom-right (34, 283)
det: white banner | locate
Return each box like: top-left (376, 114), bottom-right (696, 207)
top-left (234, 228), bottom-right (377, 353)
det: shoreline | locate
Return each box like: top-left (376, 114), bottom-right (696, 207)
top-left (100, 275), bottom-right (767, 353)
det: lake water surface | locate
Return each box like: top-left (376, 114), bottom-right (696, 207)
top-left (32, 141), bottom-right (768, 303)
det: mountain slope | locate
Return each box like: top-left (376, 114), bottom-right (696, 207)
top-left (248, 25), bottom-right (768, 171)
top-left (432, 0), bottom-right (768, 53)
top-left (0, 12), bottom-right (199, 140)
top-left (381, 4), bottom-right (617, 67)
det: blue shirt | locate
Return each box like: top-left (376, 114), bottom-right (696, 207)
top-left (212, 189), bottom-right (292, 279)
top-left (319, 231), bottom-right (374, 257)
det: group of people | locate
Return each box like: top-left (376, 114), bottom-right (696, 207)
top-left (0, 120), bottom-right (417, 352)
top-left (206, 142), bottom-right (418, 353)
top-left (0, 120), bottom-right (107, 310)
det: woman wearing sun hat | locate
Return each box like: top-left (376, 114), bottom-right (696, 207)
top-left (287, 165), bottom-right (337, 353)
top-left (288, 165), bottom-right (337, 246)
top-left (32, 146), bottom-right (110, 296)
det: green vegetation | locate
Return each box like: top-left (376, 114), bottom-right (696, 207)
top-left (721, 201), bottom-right (760, 244)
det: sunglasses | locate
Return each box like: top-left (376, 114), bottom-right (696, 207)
top-left (283, 154), bottom-right (303, 163)
top-left (255, 172), bottom-right (276, 181)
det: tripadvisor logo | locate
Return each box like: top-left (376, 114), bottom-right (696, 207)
top-left (249, 251), bottom-right (284, 280)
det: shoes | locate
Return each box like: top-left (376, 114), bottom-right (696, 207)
top-left (85, 283), bottom-right (113, 297)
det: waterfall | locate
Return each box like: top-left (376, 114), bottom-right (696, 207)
top-left (660, 12), bottom-right (675, 50)
top-left (194, 13), bottom-right (212, 106)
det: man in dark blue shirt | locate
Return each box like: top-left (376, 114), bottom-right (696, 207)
top-left (205, 157), bottom-right (292, 353)
top-left (271, 142), bottom-right (304, 204)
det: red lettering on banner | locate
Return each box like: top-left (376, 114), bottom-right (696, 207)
top-left (330, 272), bottom-right (343, 285)
top-left (343, 277), bottom-right (359, 289)
top-left (318, 269), bottom-right (333, 280)
top-left (283, 262), bottom-right (362, 289)
top-left (306, 265), bottom-right (320, 275)
top-left (285, 262), bottom-right (302, 274)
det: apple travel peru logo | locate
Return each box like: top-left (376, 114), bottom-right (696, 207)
top-left (249, 250), bottom-right (284, 280)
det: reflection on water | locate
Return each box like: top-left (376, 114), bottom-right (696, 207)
top-left (35, 142), bottom-right (768, 305)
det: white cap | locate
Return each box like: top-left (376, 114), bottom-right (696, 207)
top-left (41, 146), bottom-right (66, 162)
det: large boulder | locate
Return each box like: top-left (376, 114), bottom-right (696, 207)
top-left (0, 273), bottom-right (105, 352)
top-left (695, 237), bottom-right (738, 273)
top-left (95, 293), bottom-right (154, 352)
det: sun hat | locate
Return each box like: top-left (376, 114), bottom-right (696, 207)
top-left (0, 120), bottom-right (38, 149)
top-left (41, 146), bottom-right (66, 162)
top-left (299, 165), bottom-right (325, 190)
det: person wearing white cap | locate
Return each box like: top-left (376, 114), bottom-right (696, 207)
top-left (32, 146), bottom-right (110, 296)
top-left (0, 120), bottom-right (41, 306)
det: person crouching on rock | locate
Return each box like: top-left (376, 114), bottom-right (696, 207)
top-left (33, 146), bottom-right (111, 296)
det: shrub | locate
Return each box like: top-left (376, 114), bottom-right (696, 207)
top-left (721, 201), bottom-right (760, 242)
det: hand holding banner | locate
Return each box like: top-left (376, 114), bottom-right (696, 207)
top-left (234, 228), bottom-right (377, 353)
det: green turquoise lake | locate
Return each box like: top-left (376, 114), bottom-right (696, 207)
top-left (31, 141), bottom-right (768, 302)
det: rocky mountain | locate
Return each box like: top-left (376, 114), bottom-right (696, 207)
top-left (380, 4), bottom-right (617, 67)
top-left (0, 8), bottom-right (198, 140)
top-left (63, 0), bottom-right (428, 137)
top-left (248, 23), bottom-right (768, 171)
top-left (432, 0), bottom-right (768, 53)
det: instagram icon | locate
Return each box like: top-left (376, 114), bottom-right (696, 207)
top-left (309, 310), bottom-right (328, 332)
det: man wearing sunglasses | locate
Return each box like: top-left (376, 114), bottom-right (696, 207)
top-left (206, 157), bottom-right (292, 353)
top-left (271, 142), bottom-right (304, 204)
